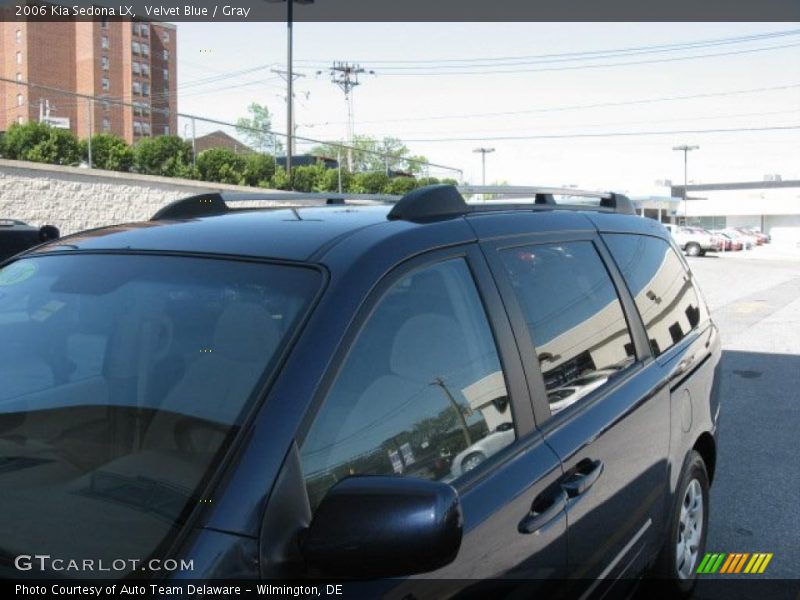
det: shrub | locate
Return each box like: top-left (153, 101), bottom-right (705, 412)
top-left (316, 167), bottom-right (351, 193)
top-left (351, 171), bottom-right (390, 194)
top-left (414, 176), bottom-right (441, 187)
top-left (270, 166), bottom-right (291, 190)
top-left (242, 153), bottom-right (276, 187)
top-left (134, 135), bottom-right (195, 178)
top-left (385, 176), bottom-right (418, 196)
top-left (2, 121), bottom-right (81, 165)
top-left (196, 148), bottom-right (247, 184)
top-left (80, 133), bottom-right (134, 171)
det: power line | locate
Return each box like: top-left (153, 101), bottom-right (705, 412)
top-left (397, 125), bottom-right (800, 143)
top-left (369, 42), bottom-right (800, 76)
top-left (311, 82), bottom-right (800, 126)
top-left (294, 28), bottom-right (800, 66)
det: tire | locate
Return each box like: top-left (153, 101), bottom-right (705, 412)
top-left (461, 452), bottom-right (486, 473)
top-left (651, 450), bottom-right (710, 597)
top-left (685, 243), bottom-right (701, 257)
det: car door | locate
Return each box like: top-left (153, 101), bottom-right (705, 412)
top-left (294, 245), bottom-right (567, 595)
top-left (483, 232), bottom-right (671, 598)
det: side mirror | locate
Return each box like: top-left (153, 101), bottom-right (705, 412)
top-left (302, 476), bottom-right (462, 578)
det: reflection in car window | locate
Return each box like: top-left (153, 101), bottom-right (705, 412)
top-left (499, 242), bottom-right (635, 416)
top-left (301, 259), bottom-right (513, 510)
top-left (0, 255), bottom-right (319, 578)
top-left (603, 234), bottom-right (703, 357)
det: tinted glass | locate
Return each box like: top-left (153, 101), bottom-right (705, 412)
top-left (603, 234), bottom-right (703, 356)
top-left (499, 242), bottom-right (634, 415)
top-left (301, 259), bottom-right (512, 510)
top-left (0, 255), bottom-right (319, 578)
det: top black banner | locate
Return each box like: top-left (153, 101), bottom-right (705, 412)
top-left (2, 0), bottom-right (800, 22)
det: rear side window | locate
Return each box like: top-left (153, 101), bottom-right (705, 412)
top-left (301, 258), bottom-right (513, 510)
top-left (603, 234), bottom-right (704, 357)
top-left (499, 242), bottom-right (635, 416)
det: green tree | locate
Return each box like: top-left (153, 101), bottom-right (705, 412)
top-left (312, 135), bottom-right (428, 174)
top-left (80, 133), bottom-right (133, 171)
top-left (242, 153), bottom-right (276, 187)
top-left (134, 135), bottom-right (195, 178)
top-left (196, 147), bottom-right (247, 184)
top-left (289, 164), bottom-right (321, 193)
top-left (351, 171), bottom-right (390, 194)
top-left (235, 103), bottom-right (282, 154)
top-left (415, 176), bottom-right (441, 187)
top-left (1, 121), bottom-right (80, 165)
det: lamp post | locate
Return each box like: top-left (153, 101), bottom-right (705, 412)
top-left (473, 147), bottom-right (495, 185)
top-left (673, 145), bottom-right (699, 225)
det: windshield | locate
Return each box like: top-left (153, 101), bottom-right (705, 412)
top-left (0, 254), bottom-right (319, 577)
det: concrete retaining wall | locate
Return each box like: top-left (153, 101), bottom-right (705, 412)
top-left (0, 159), bottom-right (278, 235)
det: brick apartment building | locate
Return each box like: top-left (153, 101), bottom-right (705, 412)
top-left (0, 16), bottom-right (176, 144)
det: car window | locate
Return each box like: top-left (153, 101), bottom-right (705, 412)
top-left (603, 234), bottom-right (704, 357)
top-left (301, 258), bottom-right (513, 510)
top-left (0, 255), bottom-right (320, 577)
top-left (498, 241), bottom-right (635, 416)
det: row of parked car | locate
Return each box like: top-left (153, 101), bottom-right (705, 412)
top-left (664, 224), bottom-right (770, 256)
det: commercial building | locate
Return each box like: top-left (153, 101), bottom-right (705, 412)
top-left (0, 16), bottom-right (176, 144)
top-left (672, 180), bottom-right (800, 247)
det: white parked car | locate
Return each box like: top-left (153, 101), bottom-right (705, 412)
top-left (664, 224), bottom-right (716, 256)
top-left (448, 421), bottom-right (515, 477)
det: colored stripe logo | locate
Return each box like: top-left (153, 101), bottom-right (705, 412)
top-left (697, 552), bottom-right (773, 574)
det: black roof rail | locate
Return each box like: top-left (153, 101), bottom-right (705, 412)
top-left (152, 184), bottom-right (636, 223)
top-left (151, 191), bottom-right (401, 221)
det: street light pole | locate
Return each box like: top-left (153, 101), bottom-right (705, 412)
top-left (473, 147), bottom-right (495, 185)
top-left (673, 145), bottom-right (699, 225)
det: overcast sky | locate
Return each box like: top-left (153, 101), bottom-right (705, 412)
top-left (175, 22), bottom-right (800, 193)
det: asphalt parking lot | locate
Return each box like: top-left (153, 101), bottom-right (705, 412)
top-left (684, 248), bottom-right (800, 589)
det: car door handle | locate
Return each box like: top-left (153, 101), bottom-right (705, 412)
top-left (560, 459), bottom-right (604, 498)
top-left (518, 489), bottom-right (568, 534)
top-left (676, 354), bottom-right (696, 375)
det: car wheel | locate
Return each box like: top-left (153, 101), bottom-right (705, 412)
top-left (461, 452), bottom-right (486, 473)
top-left (685, 243), bottom-right (701, 257)
top-left (651, 450), bottom-right (710, 597)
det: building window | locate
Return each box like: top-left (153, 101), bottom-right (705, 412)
top-left (101, 35), bottom-right (109, 49)
top-left (143, 122), bottom-right (151, 135)
top-left (164, 125), bottom-right (170, 135)
top-left (101, 56), bottom-right (109, 70)
top-left (142, 82), bottom-right (150, 97)
top-left (17, 116), bottom-right (24, 125)
top-left (141, 64), bottom-right (150, 77)
top-left (101, 16), bottom-right (108, 28)
top-left (143, 103), bottom-right (150, 116)
top-left (132, 41), bottom-right (140, 54)
top-left (101, 77), bottom-right (110, 91)
top-left (17, 93), bottom-right (24, 107)
top-left (161, 32), bottom-right (169, 44)
top-left (141, 43), bottom-right (150, 56)
top-left (102, 117), bottom-right (110, 131)
top-left (15, 29), bottom-right (21, 43)
top-left (16, 51), bottom-right (22, 65)
top-left (162, 50), bottom-right (169, 61)
top-left (140, 24), bottom-right (149, 37)
top-left (16, 73), bottom-right (22, 82)
top-left (133, 121), bottom-right (142, 135)
top-left (132, 81), bottom-right (142, 95)
top-left (132, 61), bottom-right (140, 75)
top-left (163, 68), bottom-right (169, 81)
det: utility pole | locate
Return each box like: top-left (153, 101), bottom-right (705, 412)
top-left (86, 97), bottom-right (93, 169)
top-left (327, 61), bottom-right (373, 171)
top-left (473, 147), bottom-right (495, 185)
top-left (431, 376), bottom-right (473, 448)
top-left (673, 145), bottom-right (699, 225)
top-left (271, 67), bottom-right (305, 161)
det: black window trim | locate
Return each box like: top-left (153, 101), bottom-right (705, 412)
top-left (294, 242), bottom-right (537, 499)
top-left (480, 230), bottom-right (652, 429)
